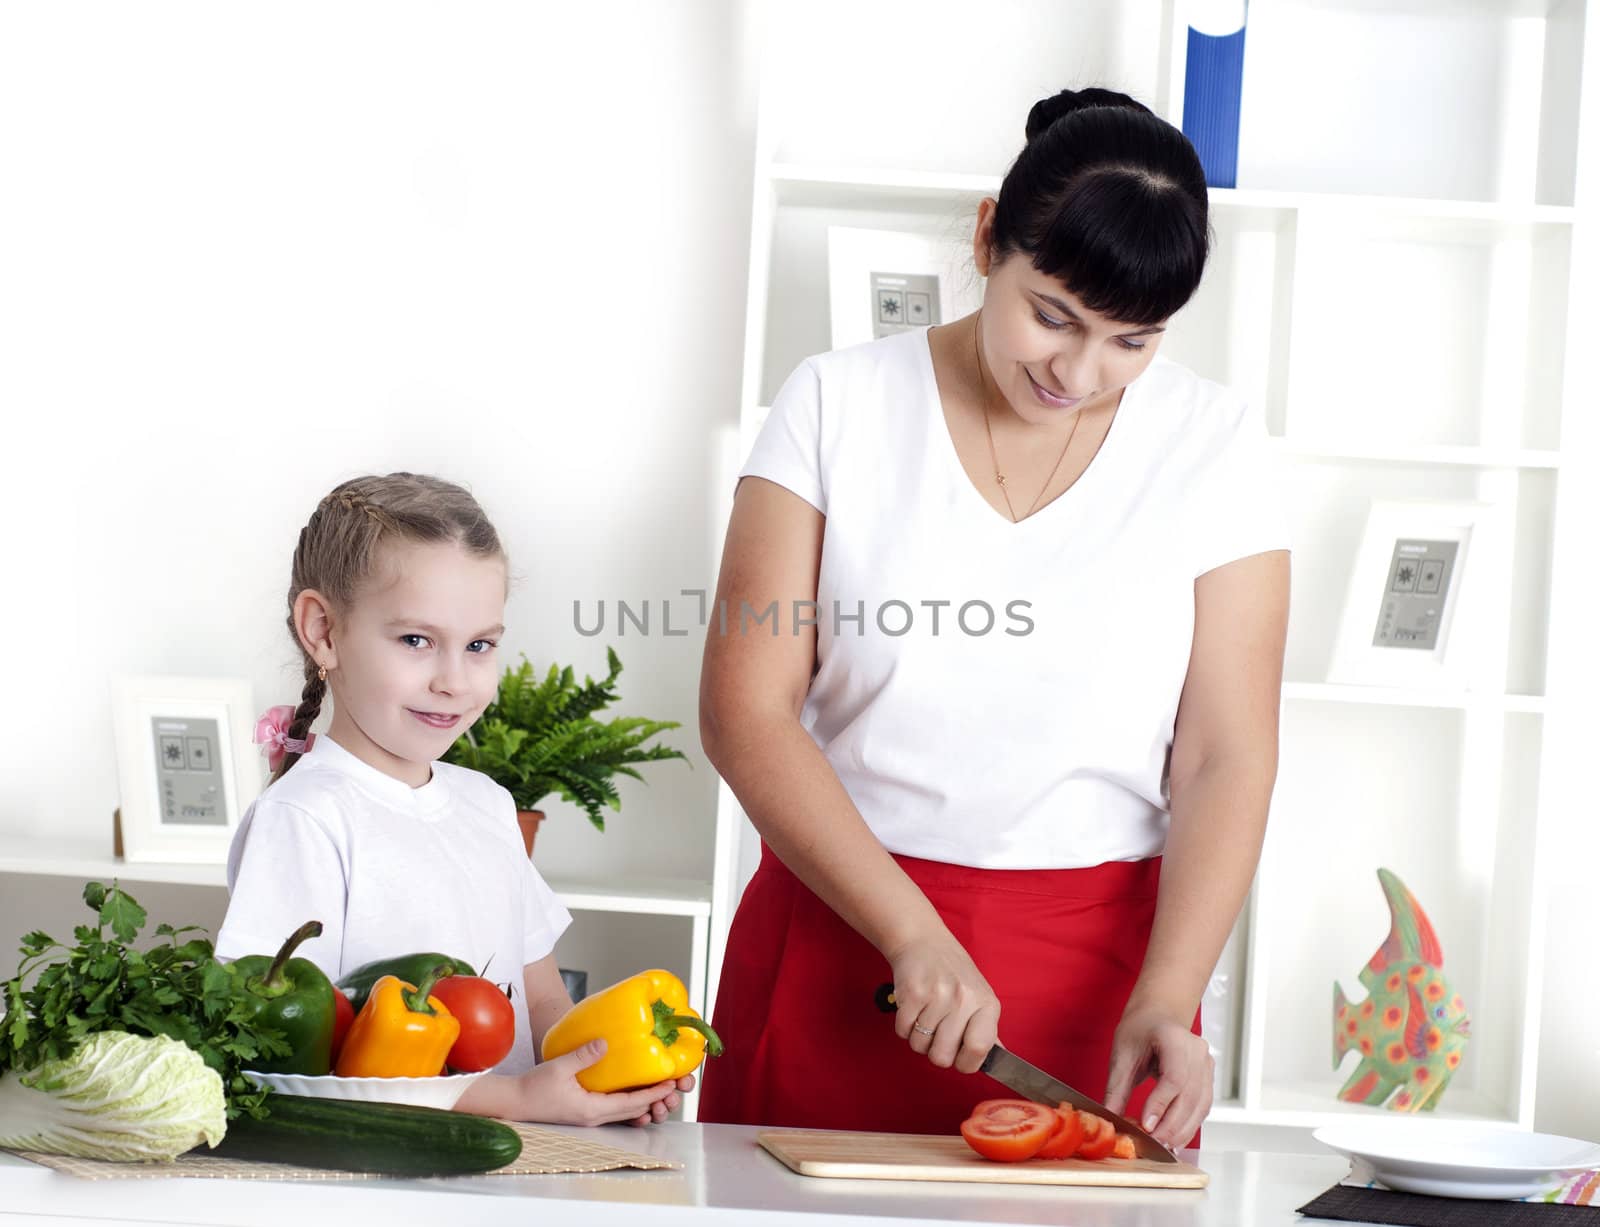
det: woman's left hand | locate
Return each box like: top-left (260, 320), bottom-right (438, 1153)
top-left (1102, 1004), bottom-right (1212, 1150)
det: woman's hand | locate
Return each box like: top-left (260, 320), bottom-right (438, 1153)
top-left (1102, 1004), bottom-right (1212, 1149)
top-left (885, 931), bottom-right (1000, 1074)
top-left (517, 1039), bottom-right (688, 1126)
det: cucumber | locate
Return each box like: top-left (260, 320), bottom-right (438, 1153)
top-left (209, 1093), bottom-right (522, 1176)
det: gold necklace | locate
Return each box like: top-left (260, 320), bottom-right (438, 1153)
top-left (974, 310), bottom-right (1082, 523)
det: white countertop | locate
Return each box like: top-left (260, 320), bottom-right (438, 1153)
top-left (0, 1123), bottom-right (1370, 1227)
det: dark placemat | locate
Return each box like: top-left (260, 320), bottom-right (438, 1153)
top-left (1300, 1184), bottom-right (1600, 1226)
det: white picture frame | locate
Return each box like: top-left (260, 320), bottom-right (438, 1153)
top-left (826, 224), bottom-right (982, 350)
top-left (111, 675), bottom-right (262, 863)
top-left (1327, 498), bottom-right (1512, 690)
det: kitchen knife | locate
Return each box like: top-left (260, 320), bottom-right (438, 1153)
top-left (873, 983), bottom-right (1179, 1164)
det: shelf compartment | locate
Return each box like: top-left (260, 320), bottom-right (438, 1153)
top-left (758, 195), bottom-right (976, 405)
top-left (1284, 212), bottom-right (1570, 453)
top-left (1279, 464), bottom-right (1555, 696)
top-left (1163, 206), bottom-right (1296, 433)
top-left (1226, 0), bottom-right (1583, 207)
top-left (1248, 703), bottom-right (1542, 1126)
top-left (763, 1), bottom-right (1167, 178)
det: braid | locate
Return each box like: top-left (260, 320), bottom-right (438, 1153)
top-left (270, 662), bottom-right (327, 783)
top-left (329, 490), bottom-right (396, 533)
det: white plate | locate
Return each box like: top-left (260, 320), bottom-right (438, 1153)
top-left (244, 1069), bottom-right (488, 1110)
top-left (1314, 1120), bottom-right (1600, 1200)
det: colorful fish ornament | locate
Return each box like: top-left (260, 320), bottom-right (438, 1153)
top-left (1332, 867), bottom-right (1470, 1111)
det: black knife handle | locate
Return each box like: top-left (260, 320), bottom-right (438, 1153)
top-left (873, 982), bottom-right (898, 1014)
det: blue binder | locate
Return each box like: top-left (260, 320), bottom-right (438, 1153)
top-left (1182, 11), bottom-right (1249, 189)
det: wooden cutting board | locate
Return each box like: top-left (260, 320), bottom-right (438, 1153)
top-left (758, 1129), bottom-right (1208, 1188)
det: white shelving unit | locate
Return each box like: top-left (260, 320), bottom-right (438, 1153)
top-left (710, 0), bottom-right (1597, 1143)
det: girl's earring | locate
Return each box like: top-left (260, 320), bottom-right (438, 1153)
top-left (317, 665), bottom-right (328, 682)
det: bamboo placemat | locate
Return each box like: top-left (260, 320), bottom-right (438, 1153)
top-left (6, 1121), bottom-right (681, 1181)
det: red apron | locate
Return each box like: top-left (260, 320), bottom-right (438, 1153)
top-left (699, 845), bottom-right (1201, 1146)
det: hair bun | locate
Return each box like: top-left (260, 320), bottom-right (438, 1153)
top-left (1025, 87), bottom-right (1151, 143)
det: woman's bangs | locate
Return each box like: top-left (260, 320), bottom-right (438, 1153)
top-left (1028, 171), bottom-right (1208, 327)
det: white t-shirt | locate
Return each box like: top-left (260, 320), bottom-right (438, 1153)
top-left (738, 327), bottom-right (1290, 870)
top-left (215, 735), bottom-right (572, 1074)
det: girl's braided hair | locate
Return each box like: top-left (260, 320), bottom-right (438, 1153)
top-left (272, 473), bottom-right (504, 782)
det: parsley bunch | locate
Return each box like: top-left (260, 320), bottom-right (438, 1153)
top-left (0, 881), bottom-right (289, 1118)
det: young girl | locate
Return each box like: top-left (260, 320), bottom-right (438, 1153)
top-left (216, 472), bottom-right (690, 1126)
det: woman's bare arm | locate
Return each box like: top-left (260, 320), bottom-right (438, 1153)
top-left (1103, 548), bottom-right (1290, 1144)
top-left (700, 477), bottom-right (999, 1071)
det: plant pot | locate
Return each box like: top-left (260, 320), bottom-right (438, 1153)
top-left (516, 809), bottom-right (545, 857)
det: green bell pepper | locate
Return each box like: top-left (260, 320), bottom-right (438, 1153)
top-left (229, 920), bottom-right (337, 1076)
top-left (337, 951), bottom-right (476, 1014)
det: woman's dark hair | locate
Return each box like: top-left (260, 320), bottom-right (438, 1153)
top-left (988, 87), bottom-right (1210, 326)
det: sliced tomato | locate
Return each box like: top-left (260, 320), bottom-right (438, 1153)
top-left (1111, 1133), bottom-right (1137, 1160)
top-left (959, 1099), bottom-right (1057, 1162)
top-left (1074, 1111), bottom-right (1117, 1160)
top-left (1034, 1106), bottom-right (1085, 1159)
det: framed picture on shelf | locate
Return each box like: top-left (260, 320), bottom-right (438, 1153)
top-left (1327, 498), bottom-right (1512, 691)
top-left (826, 225), bottom-right (981, 350)
top-left (111, 675), bottom-right (262, 863)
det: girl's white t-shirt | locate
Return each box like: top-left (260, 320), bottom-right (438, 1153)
top-left (738, 327), bottom-right (1290, 870)
top-left (215, 735), bottom-right (572, 1074)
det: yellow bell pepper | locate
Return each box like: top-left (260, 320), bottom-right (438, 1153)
top-left (334, 966), bottom-right (460, 1078)
top-left (540, 969), bottom-right (723, 1092)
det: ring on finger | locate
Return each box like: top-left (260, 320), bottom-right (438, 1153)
top-left (912, 1023), bottom-right (935, 1037)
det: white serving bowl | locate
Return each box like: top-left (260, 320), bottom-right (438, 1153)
top-left (244, 1069), bottom-right (488, 1110)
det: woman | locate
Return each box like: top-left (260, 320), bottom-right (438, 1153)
top-left (697, 87), bottom-right (1289, 1149)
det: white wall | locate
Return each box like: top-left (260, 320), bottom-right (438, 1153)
top-left (0, 2), bottom-right (757, 884)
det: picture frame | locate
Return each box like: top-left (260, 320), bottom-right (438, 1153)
top-left (1327, 498), bottom-right (1512, 690)
top-left (826, 224), bottom-right (982, 350)
top-left (111, 674), bottom-right (262, 863)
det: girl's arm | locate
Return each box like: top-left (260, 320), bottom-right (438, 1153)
top-left (1102, 548), bottom-right (1290, 1147)
top-left (522, 954), bottom-right (575, 1048)
top-left (700, 477), bottom-right (1000, 1074)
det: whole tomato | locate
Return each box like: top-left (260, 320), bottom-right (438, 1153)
top-left (431, 975), bottom-right (516, 1072)
top-left (331, 987), bottom-right (356, 1062)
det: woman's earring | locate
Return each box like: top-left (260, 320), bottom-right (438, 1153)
top-left (317, 665), bottom-right (328, 682)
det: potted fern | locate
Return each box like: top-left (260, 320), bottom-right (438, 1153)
top-left (444, 647), bottom-right (688, 855)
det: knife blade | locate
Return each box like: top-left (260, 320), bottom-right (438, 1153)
top-left (979, 1043), bottom-right (1177, 1163)
top-left (873, 982), bottom-right (1178, 1164)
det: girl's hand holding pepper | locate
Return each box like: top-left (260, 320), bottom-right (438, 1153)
top-left (456, 967), bottom-right (711, 1126)
top-left (454, 1039), bottom-right (691, 1126)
